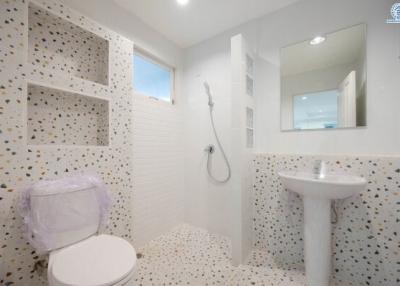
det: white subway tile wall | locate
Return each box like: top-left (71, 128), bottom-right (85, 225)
top-left (132, 96), bottom-right (184, 247)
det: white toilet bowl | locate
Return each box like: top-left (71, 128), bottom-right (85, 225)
top-left (22, 175), bottom-right (138, 286)
top-left (48, 234), bottom-right (137, 286)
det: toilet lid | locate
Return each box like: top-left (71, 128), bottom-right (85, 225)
top-left (51, 235), bottom-right (137, 286)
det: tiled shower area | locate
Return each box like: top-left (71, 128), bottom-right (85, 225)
top-left (132, 154), bottom-right (399, 286)
top-left (133, 224), bottom-right (307, 286)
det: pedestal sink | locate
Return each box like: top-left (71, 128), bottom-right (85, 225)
top-left (278, 171), bottom-right (367, 286)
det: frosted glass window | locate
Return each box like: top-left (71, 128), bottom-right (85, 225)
top-left (246, 107), bottom-right (254, 128)
top-left (133, 53), bottom-right (174, 102)
top-left (246, 128), bottom-right (254, 148)
top-left (246, 54), bottom-right (254, 76)
top-left (246, 75), bottom-right (254, 96)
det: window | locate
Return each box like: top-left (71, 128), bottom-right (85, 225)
top-left (133, 51), bottom-right (174, 103)
top-left (293, 89), bottom-right (339, 130)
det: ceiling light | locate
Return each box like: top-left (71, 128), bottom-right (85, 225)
top-left (176, 0), bottom-right (189, 6)
top-left (310, 36), bottom-right (326, 45)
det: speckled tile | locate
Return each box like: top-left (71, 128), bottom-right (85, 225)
top-left (228, 250), bottom-right (307, 286)
top-left (229, 266), bottom-right (307, 286)
top-left (252, 154), bottom-right (400, 286)
top-left (28, 2), bottom-right (109, 85)
top-left (0, 0), bottom-right (134, 284)
top-left (133, 224), bottom-right (235, 285)
top-left (245, 250), bottom-right (304, 272)
top-left (133, 225), bottom-right (310, 286)
top-left (27, 83), bottom-right (109, 146)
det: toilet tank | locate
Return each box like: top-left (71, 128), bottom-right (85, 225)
top-left (25, 175), bottom-right (110, 252)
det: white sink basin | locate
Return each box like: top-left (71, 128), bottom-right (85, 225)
top-left (279, 171), bottom-right (367, 199)
top-left (278, 170), bottom-right (367, 286)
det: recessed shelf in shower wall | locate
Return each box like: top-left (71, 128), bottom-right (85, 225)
top-left (27, 82), bottom-right (109, 146)
top-left (28, 2), bottom-right (109, 86)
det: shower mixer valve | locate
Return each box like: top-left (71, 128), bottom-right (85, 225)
top-left (204, 144), bottom-right (215, 154)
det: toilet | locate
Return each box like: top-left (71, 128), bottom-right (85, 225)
top-left (24, 176), bottom-right (137, 286)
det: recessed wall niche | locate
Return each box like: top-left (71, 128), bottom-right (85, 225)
top-left (246, 54), bottom-right (254, 97)
top-left (246, 107), bottom-right (254, 148)
top-left (28, 2), bottom-right (109, 85)
top-left (27, 83), bottom-right (109, 146)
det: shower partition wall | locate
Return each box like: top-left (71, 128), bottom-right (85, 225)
top-left (182, 33), bottom-right (255, 262)
top-left (230, 34), bottom-right (255, 265)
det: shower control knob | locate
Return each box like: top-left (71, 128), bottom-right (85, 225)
top-left (204, 144), bottom-right (215, 154)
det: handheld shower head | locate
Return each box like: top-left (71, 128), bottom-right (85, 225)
top-left (203, 82), bottom-right (231, 183)
top-left (203, 81), bottom-right (214, 108)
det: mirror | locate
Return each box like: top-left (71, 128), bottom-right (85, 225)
top-left (280, 24), bottom-right (367, 131)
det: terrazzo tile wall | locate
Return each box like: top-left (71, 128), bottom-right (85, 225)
top-left (27, 83), bottom-right (109, 146)
top-left (28, 2), bottom-right (109, 85)
top-left (0, 0), bottom-right (134, 284)
top-left (252, 154), bottom-right (400, 286)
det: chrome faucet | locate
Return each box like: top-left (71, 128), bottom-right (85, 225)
top-left (313, 160), bottom-right (327, 179)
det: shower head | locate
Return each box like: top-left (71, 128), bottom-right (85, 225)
top-left (203, 81), bottom-right (214, 108)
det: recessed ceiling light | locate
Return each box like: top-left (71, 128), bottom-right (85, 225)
top-left (176, 0), bottom-right (189, 6)
top-left (310, 36), bottom-right (326, 45)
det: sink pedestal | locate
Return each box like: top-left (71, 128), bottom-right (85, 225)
top-left (279, 170), bottom-right (366, 286)
top-left (303, 197), bottom-right (331, 286)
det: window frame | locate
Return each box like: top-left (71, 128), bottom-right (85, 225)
top-left (133, 47), bottom-right (176, 104)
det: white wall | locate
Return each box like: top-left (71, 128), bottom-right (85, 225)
top-left (230, 35), bottom-right (255, 264)
top-left (182, 33), bottom-right (255, 263)
top-left (182, 0), bottom-right (399, 255)
top-left (185, 0), bottom-right (399, 157)
top-left (60, 0), bottom-right (185, 247)
top-left (59, 0), bottom-right (182, 67)
top-left (182, 36), bottom-right (234, 238)
top-left (132, 97), bottom-right (184, 246)
top-left (63, 0), bottom-right (399, 249)
top-left (251, 0), bottom-right (400, 155)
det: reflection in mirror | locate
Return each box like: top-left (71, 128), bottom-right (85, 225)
top-left (293, 90), bottom-right (339, 129)
top-left (281, 24), bottom-right (367, 131)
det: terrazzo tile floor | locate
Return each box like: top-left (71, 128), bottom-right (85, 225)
top-left (133, 224), bottom-right (308, 285)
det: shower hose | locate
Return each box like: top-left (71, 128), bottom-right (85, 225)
top-left (206, 107), bottom-right (232, 183)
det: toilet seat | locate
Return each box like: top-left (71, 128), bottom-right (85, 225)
top-left (48, 234), bottom-right (137, 286)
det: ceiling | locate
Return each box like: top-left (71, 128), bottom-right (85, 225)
top-left (281, 24), bottom-right (366, 76)
top-left (114, 0), bottom-right (300, 48)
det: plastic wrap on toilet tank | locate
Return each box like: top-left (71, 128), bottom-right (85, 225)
top-left (19, 174), bottom-right (111, 253)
